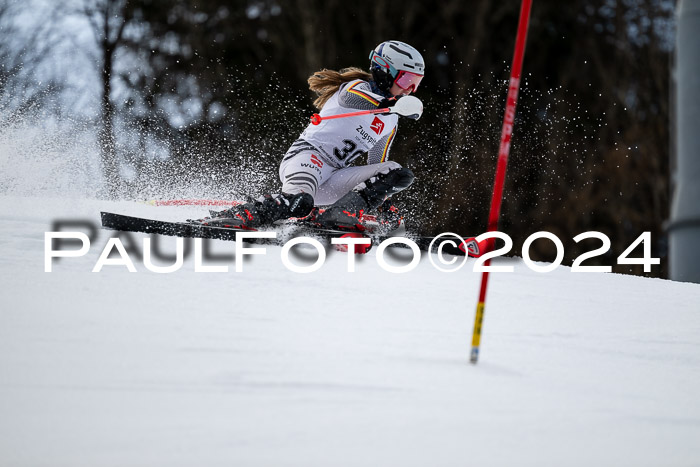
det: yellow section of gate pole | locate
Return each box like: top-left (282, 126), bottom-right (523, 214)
top-left (470, 301), bottom-right (485, 364)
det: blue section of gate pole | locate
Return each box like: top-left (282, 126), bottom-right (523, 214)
top-left (670, 0), bottom-right (700, 284)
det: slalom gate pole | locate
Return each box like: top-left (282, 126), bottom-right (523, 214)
top-left (470, 0), bottom-right (533, 364)
top-left (310, 108), bottom-right (390, 125)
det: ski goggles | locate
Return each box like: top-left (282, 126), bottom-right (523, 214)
top-left (394, 70), bottom-right (423, 93)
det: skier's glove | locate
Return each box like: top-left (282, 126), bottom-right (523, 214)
top-left (392, 96), bottom-right (422, 120)
top-left (377, 96), bottom-right (402, 109)
top-left (379, 96), bottom-right (422, 120)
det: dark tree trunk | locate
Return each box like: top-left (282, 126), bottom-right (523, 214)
top-left (99, 40), bottom-right (118, 198)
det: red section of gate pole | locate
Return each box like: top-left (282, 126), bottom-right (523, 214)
top-left (470, 0), bottom-right (533, 364)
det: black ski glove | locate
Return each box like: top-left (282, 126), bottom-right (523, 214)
top-left (377, 95), bottom-right (403, 109)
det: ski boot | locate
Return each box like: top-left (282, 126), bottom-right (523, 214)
top-left (373, 199), bottom-right (404, 234)
top-left (316, 167), bottom-right (414, 231)
top-left (194, 192), bottom-right (314, 229)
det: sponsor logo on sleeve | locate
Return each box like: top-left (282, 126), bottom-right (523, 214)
top-left (310, 154), bottom-right (324, 168)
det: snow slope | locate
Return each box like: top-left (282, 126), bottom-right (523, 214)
top-left (1, 195), bottom-right (700, 467)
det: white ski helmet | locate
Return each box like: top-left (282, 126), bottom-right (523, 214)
top-left (369, 40), bottom-right (425, 94)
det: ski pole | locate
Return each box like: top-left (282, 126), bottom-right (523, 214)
top-left (470, 0), bottom-right (533, 364)
top-left (310, 95), bottom-right (423, 125)
top-left (310, 108), bottom-right (390, 125)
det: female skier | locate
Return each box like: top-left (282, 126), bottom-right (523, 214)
top-left (200, 40), bottom-right (425, 231)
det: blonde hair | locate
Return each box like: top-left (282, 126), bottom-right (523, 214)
top-left (307, 67), bottom-right (372, 109)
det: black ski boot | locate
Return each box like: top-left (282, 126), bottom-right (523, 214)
top-left (374, 199), bottom-right (403, 233)
top-left (196, 192), bottom-right (314, 229)
top-left (317, 167), bottom-right (414, 231)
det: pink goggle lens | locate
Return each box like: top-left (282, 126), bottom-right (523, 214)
top-left (394, 71), bottom-right (423, 92)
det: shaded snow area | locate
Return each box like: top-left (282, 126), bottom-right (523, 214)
top-left (1, 195), bottom-right (700, 467)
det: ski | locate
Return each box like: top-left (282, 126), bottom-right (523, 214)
top-left (100, 212), bottom-right (482, 257)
